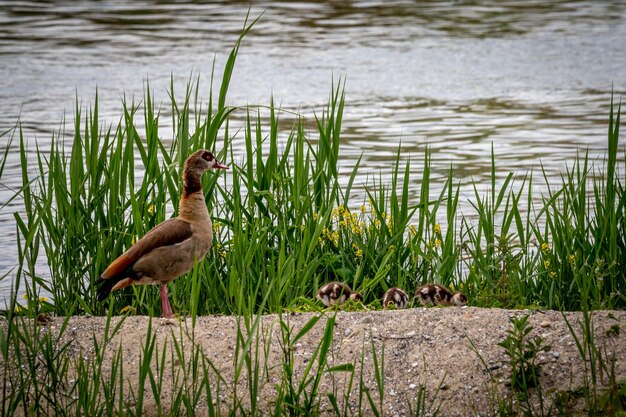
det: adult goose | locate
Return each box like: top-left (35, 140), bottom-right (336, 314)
top-left (96, 149), bottom-right (228, 317)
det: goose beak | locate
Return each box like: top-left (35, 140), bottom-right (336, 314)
top-left (214, 160), bottom-right (229, 170)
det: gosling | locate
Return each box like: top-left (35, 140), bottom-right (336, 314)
top-left (382, 287), bottom-right (409, 309)
top-left (415, 284), bottom-right (467, 306)
top-left (316, 282), bottom-right (363, 307)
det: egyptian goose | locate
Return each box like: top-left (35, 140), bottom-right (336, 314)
top-left (415, 284), bottom-right (467, 306)
top-left (96, 149), bottom-right (228, 317)
top-left (382, 287), bottom-right (408, 309)
top-left (316, 282), bottom-right (363, 307)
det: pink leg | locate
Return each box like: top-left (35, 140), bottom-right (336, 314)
top-left (160, 283), bottom-right (175, 318)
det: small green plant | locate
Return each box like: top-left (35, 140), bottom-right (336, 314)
top-left (606, 324), bottom-right (620, 337)
top-left (407, 378), bottom-right (444, 417)
top-left (498, 314), bottom-right (551, 416)
top-left (364, 339), bottom-right (385, 417)
top-left (274, 313), bottom-right (355, 416)
top-left (499, 315), bottom-right (550, 392)
top-left (562, 310), bottom-right (626, 416)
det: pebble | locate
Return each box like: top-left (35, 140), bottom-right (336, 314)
top-left (361, 316), bottom-right (373, 324)
top-left (540, 320), bottom-right (551, 328)
top-left (551, 351), bottom-right (561, 359)
top-left (344, 328), bottom-right (352, 337)
top-left (409, 383), bottom-right (417, 389)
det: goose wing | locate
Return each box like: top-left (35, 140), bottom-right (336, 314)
top-left (99, 218), bottom-right (193, 281)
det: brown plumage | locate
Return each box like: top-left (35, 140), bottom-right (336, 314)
top-left (415, 284), bottom-right (467, 306)
top-left (316, 282), bottom-right (363, 307)
top-left (382, 287), bottom-right (408, 309)
top-left (96, 149), bottom-right (228, 317)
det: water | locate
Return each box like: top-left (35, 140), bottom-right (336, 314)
top-left (1, 1), bottom-right (625, 300)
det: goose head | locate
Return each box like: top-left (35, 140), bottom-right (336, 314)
top-left (451, 291), bottom-right (467, 306)
top-left (186, 149), bottom-right (229, 173)
top-left (349, 292), bottom-right (363, 303)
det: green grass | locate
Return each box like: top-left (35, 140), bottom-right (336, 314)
top-left (468, 310), bottom-right (626, 417)
top-left (0, 310), bottom-right (449, 417)
top-left (0, 15), bottom-right (624, 319)
top-left (1, 52), bottom-right (624, 414)
top-left (1, 14), bottom-right (624, 417)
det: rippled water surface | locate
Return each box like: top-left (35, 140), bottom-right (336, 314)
top-left (1, 1), bottom-right (626, 298)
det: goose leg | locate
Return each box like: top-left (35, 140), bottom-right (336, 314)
top-left (160, 283), bottom-right (175, 318)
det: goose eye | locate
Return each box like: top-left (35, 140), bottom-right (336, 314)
top-left (202, 152), bottom-right (212, 161)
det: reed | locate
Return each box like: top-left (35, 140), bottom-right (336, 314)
top-left (1, 16), bottom-right (624, 320)
top-left (2, 310), bottom-right (442, 416)
top-left (1, 13), bottom-right (624, 417)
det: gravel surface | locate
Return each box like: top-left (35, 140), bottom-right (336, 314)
top-left (4, 307), bottom-right (625, 416)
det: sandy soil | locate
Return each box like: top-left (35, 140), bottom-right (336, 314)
top-left (4, 307), bottom-right (626, 416)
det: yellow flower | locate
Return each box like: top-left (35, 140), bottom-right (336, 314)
top-left (38, 296), bottom-right (48, 303)
top-left (22, 293), bottom-right (28, 300)
top-left (119, 305), bottom-right (136, 315)
top-left (14, 305), bottom-right (24, 313)
top-left (568, 254), bottom-right (576, 265)
top-left (408, 224), bottom-right (417, 236)
top-left (147, 204), bottom-right (155, 215)
top-left (389, 244), bottom-right (396, 253)
top-left (313, 212), bottom-right (319, 221)
top-left (331, 231), bottom-right (339, 246)
top-left (549, 271), bottom-right (557, 279)
top-left (541, 242), bottom-right (550, 253)
top-left (544, 260), bottom-right (550, 269)
top-left (213, 221), bottom-right (221, 232)
top-left (374, 219), bottom-right (381, 227)
top-left (434, 223), bottom-right (441, 234)
top-left (131, 235), bottom-right (137, 245)
top-left (435, 239), bottom-right (442, 248)
top-left (360, 204), bottom-right (366, 213)
top-left (339, 220), bottom-right (347, 228)
top-left (351, 224), bottom-right (362, 235)
top-left (352, 243), bottom-right (364, 259)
